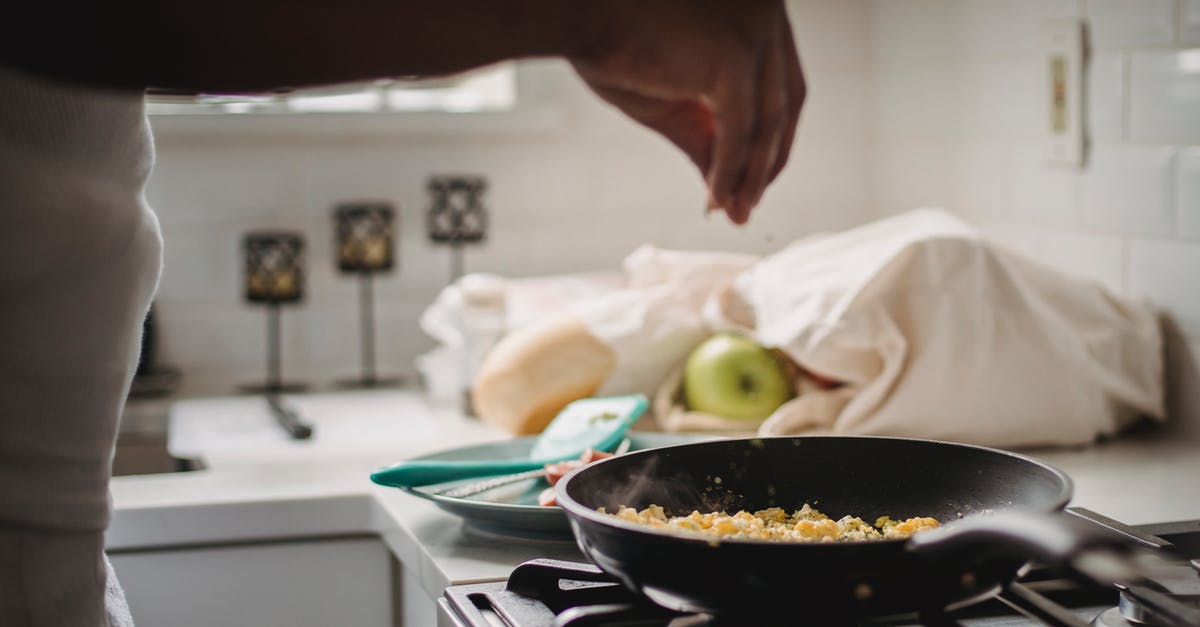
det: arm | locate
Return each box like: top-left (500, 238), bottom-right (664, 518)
top-left (3, 0), bottom-right (803, 223)
top-left (4, 1), bottom-right (587, 92)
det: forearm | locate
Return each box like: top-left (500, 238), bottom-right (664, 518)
top-left (3, 1), bottom-right (594, 92)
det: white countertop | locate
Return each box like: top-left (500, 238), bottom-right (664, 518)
top-left (109, 390), bottom-right (1200, 602)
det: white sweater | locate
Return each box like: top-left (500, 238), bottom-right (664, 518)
top-left (0, 66), bottom-right (162, 532)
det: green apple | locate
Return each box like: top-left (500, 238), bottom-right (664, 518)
top-left (682, 333), bottom-right (792, 420)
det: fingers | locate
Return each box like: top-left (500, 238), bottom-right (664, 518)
top-left (664, 100), bottom-right (716, 175)
top-left (730, 26), bottom-right (788, 223)
top-left (708, 68), bottom-right (758, 225)
top-left (768, 15), bottom-right (806, 183)
top-left (565, 0), bottom-right (804, 226)
top-left (711, 4), bottom-right (803, 225)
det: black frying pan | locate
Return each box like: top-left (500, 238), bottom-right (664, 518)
top-left (555, 436), bottom-right (1172, 622)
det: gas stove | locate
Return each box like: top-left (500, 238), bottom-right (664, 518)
top-left (437, 509), bottom-right (1200, 627)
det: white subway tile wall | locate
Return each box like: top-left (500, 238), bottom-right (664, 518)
top-left (1129, 238), bottom-right (1200, 337)
top-left (1180, 148), bottom-right (1200, 237)
top-left (1009, 142), bottom-right (1081, 225)
top-left (1086, 0), bottom-right (1177, 48)
top-left (870, 0), bottom-right (1200, 423)
top-left (1129, 49), bottom-right (1200, 143)
top-left (1086, 52), bottom-right (1125, 140)
top-left (1082, 144), bottom-right (1175, 234)
top-left (1183, 0), bottom-right (1200, 43)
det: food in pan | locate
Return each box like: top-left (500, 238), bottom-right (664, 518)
top-left (603, 503), bottom-right (939, 542)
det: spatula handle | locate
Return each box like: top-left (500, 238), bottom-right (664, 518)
top-left (370, 458), bottom-right (548, 488)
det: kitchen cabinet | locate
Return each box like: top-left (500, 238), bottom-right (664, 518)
top-left (109, 536), bottom-right (396, 627)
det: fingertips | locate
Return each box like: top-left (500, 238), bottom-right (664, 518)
top-left (707, 73), bottom-right (757, 220)
top-left (734, 29), bottom-right (788, 216)
top-left (724, 204), bottom-right (752, 226)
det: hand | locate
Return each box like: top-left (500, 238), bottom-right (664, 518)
top-left (569, 0), bottom-right (805, 225)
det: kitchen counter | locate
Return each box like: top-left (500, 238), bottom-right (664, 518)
top-left (108, 390), bottom-right (1200, 606)
top-left (109, 390), bottom-right (589, 601)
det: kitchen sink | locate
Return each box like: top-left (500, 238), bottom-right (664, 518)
top-left (112, 432), bottom-right (203, 476)
top-left (114, 395), bottom-right (203, 476)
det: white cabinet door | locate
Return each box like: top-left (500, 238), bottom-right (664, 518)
top-left (110, 537), bottom-right (393, 627)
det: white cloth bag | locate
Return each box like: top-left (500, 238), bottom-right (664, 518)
top-left (585, 209), bottom-right (1164, 447)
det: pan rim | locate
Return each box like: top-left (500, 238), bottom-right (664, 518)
top-left (556, 434), bottom-right (1075, 548)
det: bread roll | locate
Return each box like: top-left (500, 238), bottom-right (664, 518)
top-left (471, 313), bottom-right (616, 434)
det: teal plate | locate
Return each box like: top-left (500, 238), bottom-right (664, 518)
top-left (396, 432), bottom-right (711, 539)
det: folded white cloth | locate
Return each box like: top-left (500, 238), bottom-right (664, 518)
top-left (587, 209), bottom-right (1164, 448)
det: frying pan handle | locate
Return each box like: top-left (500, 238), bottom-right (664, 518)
top-left (907, 511), bottom-right (1124, 575)
top-left (907, 512), bottom-right (1186, 594)
top-left (909, 512), bottom-right (1200, 626)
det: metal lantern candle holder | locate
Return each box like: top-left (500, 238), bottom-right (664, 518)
top-left (426, 175), bottom-right (487, 282)
top-left (334, 202), bottom-right (401, 388)
top-left (240, 231), bottom-right (308, 394)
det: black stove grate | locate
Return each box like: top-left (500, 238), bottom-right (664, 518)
top-left (444, 559), bottom-right (1122, 627)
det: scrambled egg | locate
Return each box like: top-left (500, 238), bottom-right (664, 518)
top-left (604, 503), bottom-right (939, 542)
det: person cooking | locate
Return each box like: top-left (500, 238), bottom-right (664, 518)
top-left (0, 1), bottom-right (804, 624)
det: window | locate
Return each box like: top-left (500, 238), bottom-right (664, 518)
top-left (147, 64), bottom-right (517, 116)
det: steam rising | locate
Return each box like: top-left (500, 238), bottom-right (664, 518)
top-left (580, 450), bottom-right (751, 516)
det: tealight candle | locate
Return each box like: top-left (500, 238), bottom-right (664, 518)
top-left (335, 202), bottom-right (394, 273)
top-left (244, 232), bottom-right (305, 303)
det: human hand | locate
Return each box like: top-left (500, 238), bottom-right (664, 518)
top-left (569, 0), bottom-right (805, 225)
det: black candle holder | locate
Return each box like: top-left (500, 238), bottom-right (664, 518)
top-left (240, 231), bottom-right (308, 394)
top-left (334, 202), bottom-right (402, 388)
top-left (426, 175), bottom-right (487, 282)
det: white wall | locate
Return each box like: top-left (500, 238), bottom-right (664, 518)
top-left (145, 1), bottom-right (875, 395)
top-left (867, 0), bottom-right (1200, 425)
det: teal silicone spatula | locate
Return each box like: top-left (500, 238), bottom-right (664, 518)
top-left (369, 394), bottom-right (648, 488)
